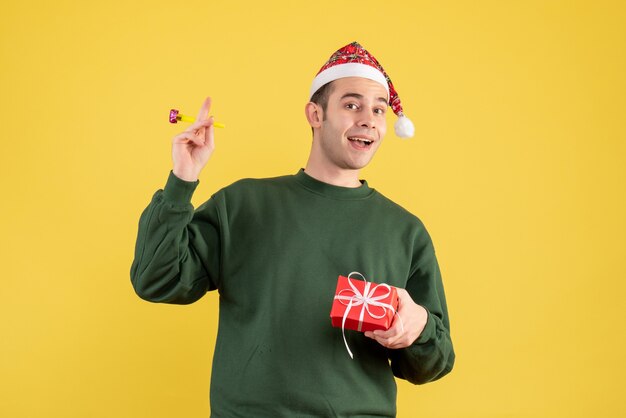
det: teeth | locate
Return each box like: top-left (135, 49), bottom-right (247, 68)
top-left (349, 137), bottom-right (373, 144)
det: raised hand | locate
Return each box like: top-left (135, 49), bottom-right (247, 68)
top-left (171, 97), bottom-right (216, 182)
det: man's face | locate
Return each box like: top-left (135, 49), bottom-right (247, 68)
top-left (315, 77), bottom-right (388, 171)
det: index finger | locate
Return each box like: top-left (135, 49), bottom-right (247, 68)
top-left (196, 96), bottom-right (212, 121)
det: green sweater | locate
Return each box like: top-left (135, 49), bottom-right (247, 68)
top-left (131, 169), bottom-right (454, 418)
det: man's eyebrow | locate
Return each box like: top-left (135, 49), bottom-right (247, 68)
top-left (340, 93), bottom-right (363, 100)
top-left (340, 92), bottom-right (389, 106)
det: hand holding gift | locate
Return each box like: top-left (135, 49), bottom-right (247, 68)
top-left (330, 272), bottom-right (429, 358)
top-left (364, 288), bottom-right (429, 350)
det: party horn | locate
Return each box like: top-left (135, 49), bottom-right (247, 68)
top-left (169, 109), bottom-right (225, 128)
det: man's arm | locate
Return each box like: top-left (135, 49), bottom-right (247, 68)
top-left (365, 228), bottom-right (455, 384)
top-left (130, 97), bottom-right (221, 304)
top-left (130, 173), bottom-right (221, 304)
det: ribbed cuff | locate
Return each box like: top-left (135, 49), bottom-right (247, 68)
top-left (415, 310), bottom-right (436, 345)
top-left (162, 171), bottom-right (199, 203)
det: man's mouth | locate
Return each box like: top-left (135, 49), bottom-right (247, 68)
top-left (348, 136), bottom-right (374, 149)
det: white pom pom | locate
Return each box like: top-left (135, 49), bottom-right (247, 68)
top-left (394, 115), bottom-right (415, 138)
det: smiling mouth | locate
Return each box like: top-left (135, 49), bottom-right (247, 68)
top-left (348, 137), bottom-right (374, 146)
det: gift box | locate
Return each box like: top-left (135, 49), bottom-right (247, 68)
top-left (330, 273), bottom-right (399, 333)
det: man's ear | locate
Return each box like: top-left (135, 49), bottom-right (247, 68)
top-left (305, 102), bottom-right (322, 128)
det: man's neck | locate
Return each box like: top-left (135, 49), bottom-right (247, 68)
top-left (303, 162), bottom-right (362, 188)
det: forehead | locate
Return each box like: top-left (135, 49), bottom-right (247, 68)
top-left (330, 77), bottom-right (389, 100)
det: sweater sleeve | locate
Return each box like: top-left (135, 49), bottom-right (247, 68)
top-left (130, 172), bottom-right (221, 304)
top-left (388, 227), bottom-right (455, 384)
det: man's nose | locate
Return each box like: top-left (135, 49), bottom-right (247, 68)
top-left (358, 113), bottom-right (376, 129)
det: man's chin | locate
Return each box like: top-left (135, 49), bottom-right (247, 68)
top-left (343, 158), bottom-right (373, 171)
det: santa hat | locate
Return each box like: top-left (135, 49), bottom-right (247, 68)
top-left (309, 41), bottom-right (414, 138)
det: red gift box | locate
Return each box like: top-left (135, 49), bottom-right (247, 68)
top-left (330, 273), bottom-right (399, 333)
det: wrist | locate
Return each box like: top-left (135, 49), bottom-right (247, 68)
top-left (172, 167), bottom-right (200, 182)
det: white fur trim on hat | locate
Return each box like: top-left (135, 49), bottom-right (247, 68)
top-left (309, 63), bottom-right (390, 100)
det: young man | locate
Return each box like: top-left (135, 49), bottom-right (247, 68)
top-left (131, 42), bottom-right (454, 417)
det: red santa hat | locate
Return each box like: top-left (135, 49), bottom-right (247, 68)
top-left (310, 41), bottom-right (415, 138)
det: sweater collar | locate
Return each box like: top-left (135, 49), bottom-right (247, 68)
top-left (294, 169), bottom-right (374, 199)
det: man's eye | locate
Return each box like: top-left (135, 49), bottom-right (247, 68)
top-left (374, 108), bottom-right (386, 114)
top-left (346, 103), bottom-right (359, 110)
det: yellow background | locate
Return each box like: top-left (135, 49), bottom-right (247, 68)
top-left (1, 0), bottom-right (624, 417)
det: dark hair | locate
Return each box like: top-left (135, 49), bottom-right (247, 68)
top-left (310, 81), bottom-right (335, 117)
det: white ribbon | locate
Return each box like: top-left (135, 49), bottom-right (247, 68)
top-left (334, 272), bottom-right (404, 359)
